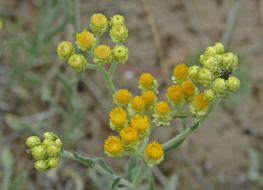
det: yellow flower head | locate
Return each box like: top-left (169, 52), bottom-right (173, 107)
top-left (139, 73), bottom-right (154, 87)
top-left (167, 85), bottom-right (183, 101)
top-left (110, 107), bottom-right (127, 126)
top-left (91, 13), bottom-right (108, 27)
top-left (120, 127), bottom-right (138, 143)
top-left (181, 81), bottom-right (195, 96)
top-left (173, 63), bottom-right (188, 79)
top-left (76, 28), bottom-right (94, 48)
top-left (114, 89), bottom-right (131, 104)
top-left (194, 93), bottom-right (209, 108)
top-left (130, 114), bottom-right (149, 131)
top-left (141, 91), bottom-right (156, 105)
top-left (145, 141), bottom-right (163, 159)
top-left (104, 136), bottom-right (122, 154)
top-left (94, 45), bottom-right (111, 59)
top-left (131, 96), bottom-right (145, 111)
top-left (155, 101), bottom-right (170, 115)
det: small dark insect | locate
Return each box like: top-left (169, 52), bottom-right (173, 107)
top-left (220, 69), bottom-right (232, 80)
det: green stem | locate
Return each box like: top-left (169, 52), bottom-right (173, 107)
top-left (61, 150), bottom-right (135, 189)
top-left (109, 61), bottom-right (118, 77)
top-left (97, 66), bottom-right (116, 96)
top-left (133, 161), bottom-right (148, 187)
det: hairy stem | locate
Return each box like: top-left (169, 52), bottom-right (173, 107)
top-left (61, 150), bottom-right (135, 189)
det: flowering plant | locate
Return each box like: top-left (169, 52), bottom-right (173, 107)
top-left (26, 13), bottom-right (240, 189)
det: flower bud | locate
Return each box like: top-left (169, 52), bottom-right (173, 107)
top-left (55, 139), bottom-right (63, 148)
top-left (57, 41), bottom-right (75, 61)
top-left (48, 157), bottom-right (59, 169)
top-left (144, 141), bottom-right (164, 167)
top-left (90, 13), bottom-right (108, 35)
top-left (34, 160), bottom-right (48, 171)
top-left (153, 102), bottom-right (172, 126)
top-left (104, 136), bottom-right (123, 158)
top-left (110, 14), bottom-right (125, 26)
top-left (68, 54), bottom-right (87, 72)
top-left (214, 42), bottom-right (224, 54)
top-left (93, 45), bottom-right (112, 66)
top-left (204, 46), bottom-right (217, 56)
top-left (43, 132), bottom-right (56, 141)
top-left (222, 52), bottom-right (238, 72)
top-left (110, 24), bottom-right (128, 44)
top-left (32, 145), bottom-right (47, 160)
top-left (75, 29), bottom-right (96, 52)
top-left (213, 78), bottom-right (227, 95)
top-left (197, 68), bottom-right (214, 87)
top-left (201, 55), bottom-right (221, 74)
top-left (26, 136), bottom-right (41, 149)
top-left (112, 45), bottom-right (128, 64)
top-left (226, 76), bottom-right (240, 92)
top-left (47, 145), bottom-right (61, 157)
top-left (188, 66), bottom-right (200, 82)
top-left (204, 89), bottom-right (216, 102)
top-left (42, 139), bottom-right (55, 148)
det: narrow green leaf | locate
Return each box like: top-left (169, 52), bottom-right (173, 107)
top-left (164, 138), bottom-right (185, 153)
top-left (148, 172), bottom-right (155, 190)
top-left (2, 148), bottom-right (14, 190)
top-left (0, 41), bottom-right (8, 56)
top-left (7, 171), bottom-right (27, 190)
top-left (127, 156), bottom-right (138, 182)
top-left (94, 157), bottom-right (114, 175)
top-left (111, 177), bottom-right (121, 190)
top-left (164, 174), bottom-right (178, 190)
top-left (248, 148), bottom-right (261, 181)
top-left (72, 152), bottom-right (95, 168)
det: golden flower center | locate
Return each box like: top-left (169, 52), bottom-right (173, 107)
top-left (145, 141), bottom-right (163, 159)
top-left (91, 13), bottom-right (107, 27)
top-left (120, 127), bottom-right (138, 143)
top-left (110, 107), bottom-right (127, 126)
top-left (155, 102), bottom-right (170, 115)
top-left (167, 85), bottom-right (183, 101)
top-left (194, 93), bottom-right (209, 108)
top-left (131, 114), bottom-right (149, 131)
top-left (104, 136), bottom-right (122, 154)
top-left (94, 45), bottom-right (111, 59)
top-left (131, 96), bottom-right (145, 111)
top-left (114, 89), bottom-right (131, 104)
top-left (181, 81), bottom-right (195, 96)
top-left (76, 29), bottom-right (94, 47)
top-left (139, 73), bottom-right (154, 87)
top-left (173, 63), bottom-right (188, 79)
top-left (141, 91), bottom-right (156, 104)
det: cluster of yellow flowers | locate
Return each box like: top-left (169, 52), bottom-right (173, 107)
top-left (57, 13), bottom-right (129, 71)
top-left (26, 132), bottom-right (62, 171)
top-left (104, 42), bottom-right (240, 167)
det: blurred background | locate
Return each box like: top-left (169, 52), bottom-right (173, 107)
top-left (0, 0), bottom-right (262, 189)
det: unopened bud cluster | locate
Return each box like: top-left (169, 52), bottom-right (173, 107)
top-left (57, 13), bottom-right (129, 71)
top-left (26, 132), bottom-right (62, 171)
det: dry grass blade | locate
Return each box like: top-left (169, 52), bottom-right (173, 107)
top-left (220, 0), bottom-right (245, 47)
